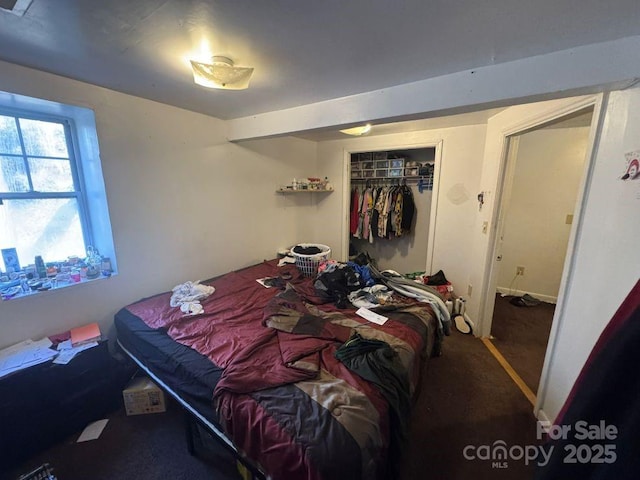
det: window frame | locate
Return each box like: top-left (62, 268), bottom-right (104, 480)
top-left (0, 107), bottom-right (94, 260)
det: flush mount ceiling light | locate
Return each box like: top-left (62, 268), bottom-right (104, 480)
top-left (339, 124), bottom-right (372, 136)
top-left (0, 0), bottom-right (34, 16)
top-left (190, 56), bottom-right (254, 90)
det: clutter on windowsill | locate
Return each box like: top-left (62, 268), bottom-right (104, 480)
top-left (0, 247), bottom-right (115, 302)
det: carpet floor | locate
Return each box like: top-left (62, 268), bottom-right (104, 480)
top-left (4, 331), bottom-right (540, 480)
top-left (490, 293), bottom-right (555, 393)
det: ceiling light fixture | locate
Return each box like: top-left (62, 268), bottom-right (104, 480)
top-left (339, 124), bottom-right (372, 136)
top-left (190, 56), bottom-right (254, 90)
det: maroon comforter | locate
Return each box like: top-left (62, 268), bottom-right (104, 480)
top-left (124, 260), bottom-right (437, 480)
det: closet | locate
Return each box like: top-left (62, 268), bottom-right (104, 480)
top-left (349, 147), bottom-right (435, 274)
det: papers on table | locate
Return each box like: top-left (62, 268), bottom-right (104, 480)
top-left (53, 340), bottom-right (99, 365)
top-left (70, 322), bottom-right (101, 347)
top-left (0, 338), bottom-right (57, 378)
top-left (0, 334), bottom-right (101, 376)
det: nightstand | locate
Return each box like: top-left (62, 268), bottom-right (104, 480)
top-left (0, 341), bottom-right (120, 470)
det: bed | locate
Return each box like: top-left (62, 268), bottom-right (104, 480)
top-left (114, 259), bottom-right (444, 480)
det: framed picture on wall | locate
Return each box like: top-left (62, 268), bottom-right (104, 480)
top-left (1, 248), bottom-right (20, 273)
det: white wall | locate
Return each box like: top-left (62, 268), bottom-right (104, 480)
top-left (0, 60), bottom-right (318, 349)
top-left (314, 125), bottom-right (487, 297)
top-left (497, 126), bottom-right (590, 302)
top-left (537, 88), bottom-right (640, 421)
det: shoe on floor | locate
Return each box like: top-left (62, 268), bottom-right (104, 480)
top-left (453, 314), bottom-right (472, 334)
top-left (510, 293), bottom-right (541, 307)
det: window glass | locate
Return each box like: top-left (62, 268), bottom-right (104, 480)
top-left (0, 92), bottom-right (117, 298)
top-left (0, 198), bottom-right (86, 266)
top-left (28, 157), bottom-right (74, 192)
top-left (0, 156), bottom-right (29, 192)
top-left (0, 115), bottom-right (21, 154)
top-left (19, 118), bottom-right (69, 158)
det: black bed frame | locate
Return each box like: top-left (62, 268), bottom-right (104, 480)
top-left (117, 340), bottom-right (267, 480)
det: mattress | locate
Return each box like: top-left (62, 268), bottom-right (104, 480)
top-left (114, 260), bottom-right (440, 480)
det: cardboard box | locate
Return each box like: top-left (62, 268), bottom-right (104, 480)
top-left (122, 377), bottom-right (166, 415)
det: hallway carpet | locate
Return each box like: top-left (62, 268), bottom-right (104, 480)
top-left (490, 293), bottom-right (555, 393)
top-left (401, 330), bottom-right (539, 480)
top-left (5, 331), bottom-right (539, 480)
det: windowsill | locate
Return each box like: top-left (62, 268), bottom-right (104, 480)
top-left (1, 272), bottom-right (117, 302)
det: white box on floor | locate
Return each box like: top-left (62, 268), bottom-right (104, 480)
top-left (122, 377), bottom-right (166, 415)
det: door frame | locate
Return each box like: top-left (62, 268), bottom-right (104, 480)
top-left (477, 93), bottom-right (607, 410)
top-left (341, 139), bottom-right (444, 274)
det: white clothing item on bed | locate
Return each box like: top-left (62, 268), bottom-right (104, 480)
top-left (348, 285), bottom-right (393, 309)
top-left (170, 281), bottom-right (215, 315)
top-left (180, 301), bottom-right (204, 315)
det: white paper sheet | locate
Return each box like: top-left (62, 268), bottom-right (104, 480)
top-left (355, 307), bottom-right (388, 325)
top-left (77, 419), bottom-right (109, 442)
top-left (53, 341), bottom-right (98, 365)
top-left (0, 337), bottom-right (57, 378)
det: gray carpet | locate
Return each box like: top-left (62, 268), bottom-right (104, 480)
top-left (2, 399), bottom-right (240, 480)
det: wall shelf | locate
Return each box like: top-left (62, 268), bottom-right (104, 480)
top-left (277, 187), bottom-right (334, 194)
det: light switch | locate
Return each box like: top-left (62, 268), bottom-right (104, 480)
top-left (566, 214), bottom-right (573, 225)
top-left (482, 221), bottom-right (488, 234)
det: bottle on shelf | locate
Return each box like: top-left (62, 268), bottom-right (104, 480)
top-left (35, 255), bottom-right (46, 279)
top-left (20, 274), bottom-right (29, 294)
top-left (292, 178), bottom-right (298, 190)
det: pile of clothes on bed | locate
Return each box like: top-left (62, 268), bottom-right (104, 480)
top-left (313, 258), bottom-right (451, 339)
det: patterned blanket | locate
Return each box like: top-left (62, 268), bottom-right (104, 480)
top-left (122, 260), bottom-right (439, 480)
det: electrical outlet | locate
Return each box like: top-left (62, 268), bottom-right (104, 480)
top-left (467, 284), bottom-right (473, 296)
top-left (516, 266), bottom-right (525, 276)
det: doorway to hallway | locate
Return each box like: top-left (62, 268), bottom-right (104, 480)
top-left (487, 108), bottom-right (594, 403)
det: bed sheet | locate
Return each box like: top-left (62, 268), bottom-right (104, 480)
top-left (115, 260), bottom-right (439, 480)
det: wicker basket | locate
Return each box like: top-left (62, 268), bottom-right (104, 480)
top-left (291, 244), bottom-right (331, 277)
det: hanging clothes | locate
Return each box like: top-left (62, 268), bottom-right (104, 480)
top-left (350, 183), bottom-right (417, 242)
top-left (392, 187), bottom-right (404, 236)
top-left (354, 185), bottom-right (367, 239)
top-left (369, 186), bottom-right (382, 242)
top-left (401, 185), bottom-right (416, 233)
top-left (361, 187), bottom-right (375, 242)
top-left (350, 186), bottom-right (360, 235)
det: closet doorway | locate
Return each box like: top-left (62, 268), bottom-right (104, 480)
top-left (346, 145), bottom-right (441, 275)
top-left (488, 107), bottom-right (595, 403)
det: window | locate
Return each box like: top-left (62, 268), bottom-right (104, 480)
top-left (0, 90), bottom-right (116, 298)
top-left (0, 113), bottom-right (89, 265)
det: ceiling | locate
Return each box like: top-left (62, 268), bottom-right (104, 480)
top-left (294, 108), bottom-right (506, 142)
top-left (1, 1), bottom-right (639, 123)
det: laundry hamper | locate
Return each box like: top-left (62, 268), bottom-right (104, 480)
top-left (291, 244), bottom-right (331, 277)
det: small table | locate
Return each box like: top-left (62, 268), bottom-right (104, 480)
top-left (0, 341), bottom-right (119, 470)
